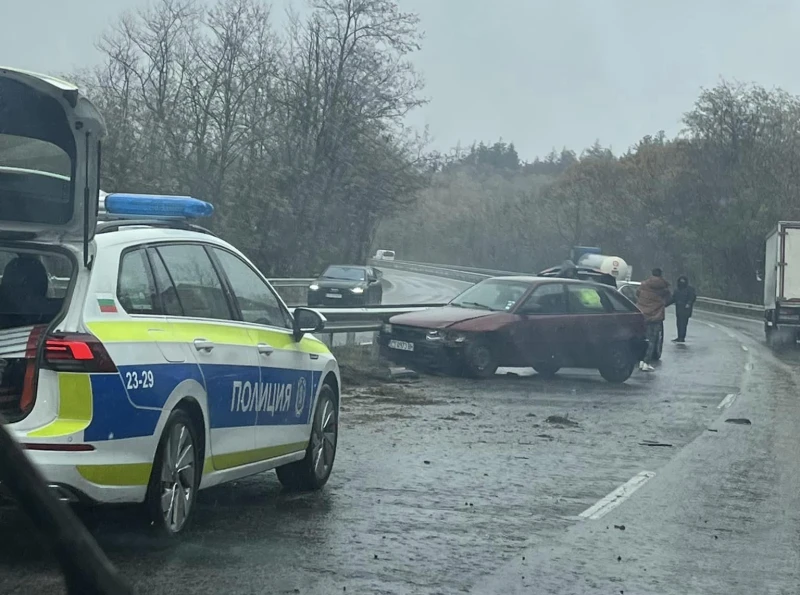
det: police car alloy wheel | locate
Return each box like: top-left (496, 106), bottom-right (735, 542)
top-left (145, 409), bottom-right (201, 535)
top-left (276, 384), bottom-right (338, 490)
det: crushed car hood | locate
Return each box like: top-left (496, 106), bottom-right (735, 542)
top-left (389, 306), bottom-right (496, 329)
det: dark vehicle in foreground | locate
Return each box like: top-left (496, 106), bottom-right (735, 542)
top-left (307, 265), bottom-right (383, 306)
top-left (379, 276), bottom-right (647, 382)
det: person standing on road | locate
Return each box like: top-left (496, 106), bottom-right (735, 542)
top-left (636, 268), bottom-right (671, 372)
top-left (669, 275), bottom-right (696, 343)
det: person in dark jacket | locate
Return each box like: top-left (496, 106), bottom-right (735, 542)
top-left (669, 275), bottom-right (697, 343)
top-left (636, 268), bottom-right (671, 371)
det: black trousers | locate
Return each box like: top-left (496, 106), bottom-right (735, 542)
top-left (676, 315), bottom-right (690, 340)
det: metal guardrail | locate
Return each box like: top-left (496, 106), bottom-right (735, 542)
top-left (270, 278), bottom-right (315, 288)
top-left (296, 304), bottom-right (447, 337)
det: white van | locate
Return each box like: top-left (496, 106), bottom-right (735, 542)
top-left (374, 249), bottom-right (396, 261)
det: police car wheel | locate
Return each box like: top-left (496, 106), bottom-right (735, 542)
top-left (145, 408), bottom-right (201, 536)
top-left (276, 384), bottom-right (338, 491)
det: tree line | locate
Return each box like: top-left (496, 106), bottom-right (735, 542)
top-left (377, 82), bottom-right (800, 302)
top-left (78, 0), bottom-right (800, 302)
top-left (77, 0), bottom-right (427, 276)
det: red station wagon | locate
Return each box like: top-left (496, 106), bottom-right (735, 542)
top-left (378, 276), bottom-right (648, 383)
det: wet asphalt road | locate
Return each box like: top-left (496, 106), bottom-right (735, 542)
top-left (2, 274), bottom-right (799, 595)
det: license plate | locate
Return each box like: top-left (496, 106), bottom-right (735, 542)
top-left (388, 340), bottom-right (414, 352)
top-left (326, 293), bottom-right (342, 299)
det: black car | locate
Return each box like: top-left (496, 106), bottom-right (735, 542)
top-left (307, 265), bottom-right (384, 306)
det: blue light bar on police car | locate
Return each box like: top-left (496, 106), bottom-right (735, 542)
top-left (104, 193), bottom-right (214, 219)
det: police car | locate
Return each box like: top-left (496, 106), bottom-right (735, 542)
top-left (0, 67), bottom-right (340, 536)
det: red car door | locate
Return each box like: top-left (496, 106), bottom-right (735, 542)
top-left (564, 283), bottom-right (618, 366)
top-left (509, 282), bottom-right (571, 367)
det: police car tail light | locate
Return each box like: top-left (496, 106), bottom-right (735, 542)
top-left (43, 333), bottom-right (118, 373)
top-left (19, 325), bottom-right (48, 415)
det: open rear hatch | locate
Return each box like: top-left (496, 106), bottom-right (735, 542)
top-left (0, 67), bottom-right (105, 252)
top-left (0, 68), bottom-right (105, 421)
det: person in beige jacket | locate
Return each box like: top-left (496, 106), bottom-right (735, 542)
top-left (636, 268), bottom-right (672, 371)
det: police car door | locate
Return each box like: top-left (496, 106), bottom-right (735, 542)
top-left (153, 243), bottom-right (260, 469)
top-left (208, 247), bottom-right (314, 457)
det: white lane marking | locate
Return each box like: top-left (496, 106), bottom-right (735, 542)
top-left (741, 345), bottom-right (749, 352)
top-left (578, 471), bottom-right (655, 520)
top-left (718, 393), bottom-right (737, 409)
top-left (707, 322), bottom-right (717, 328)
top-left (726, 331), bottom-right (736, 338)
top-left (745, 363), bottom-right (754, 371)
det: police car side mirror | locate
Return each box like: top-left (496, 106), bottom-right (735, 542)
top-left (293, 307), bottom-right (326, 340)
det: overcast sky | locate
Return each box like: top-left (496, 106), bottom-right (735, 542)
top-left (3, 0), bottom-right (800, 160)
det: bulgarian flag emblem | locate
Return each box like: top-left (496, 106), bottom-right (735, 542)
top-left (97, 298), bottom-right (118, 313)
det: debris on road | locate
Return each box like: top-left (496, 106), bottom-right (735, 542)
top-left (389, 366), bottom-right (419, 380)
top-left (725, 418), bottom-right (752, 425)
top-left (639, 440), bottom-right (673, 447)
top-left (545, 415), bottom-right (579, 427)
top-left (614, 524), bottom-right (626, 531)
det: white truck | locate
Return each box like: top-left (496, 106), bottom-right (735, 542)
top-left (763, 222), bottom-right (800, 345)
top-left (576, 253), bottom-right (633, 282)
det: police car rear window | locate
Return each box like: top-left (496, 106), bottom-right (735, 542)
top-left (117, 249), bottom-right (157, 315)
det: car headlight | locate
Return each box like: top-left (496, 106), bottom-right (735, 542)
top-left (309, 284), bottom-right (319, 291)
top-left (351, 287), bottom-right (364, 294)
top-left (447, 332), bottom-right (467, 343)
top-left (382, 323), bottom-right (392, 334)
top-left (426, 330), bottom-right (442, 341)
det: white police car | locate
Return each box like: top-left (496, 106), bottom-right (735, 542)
top-left (0, 67), bottom-right (340, 535)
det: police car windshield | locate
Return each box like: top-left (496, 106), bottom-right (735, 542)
top-left (322, 266), bottom-right (365, 281)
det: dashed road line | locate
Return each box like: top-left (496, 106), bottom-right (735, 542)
top-left (741, 345), bottom-right (749, 352)
top-left (578, 471), bottom-right (656, 520)
top-left (717, 393), bottom-right (737, 409)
